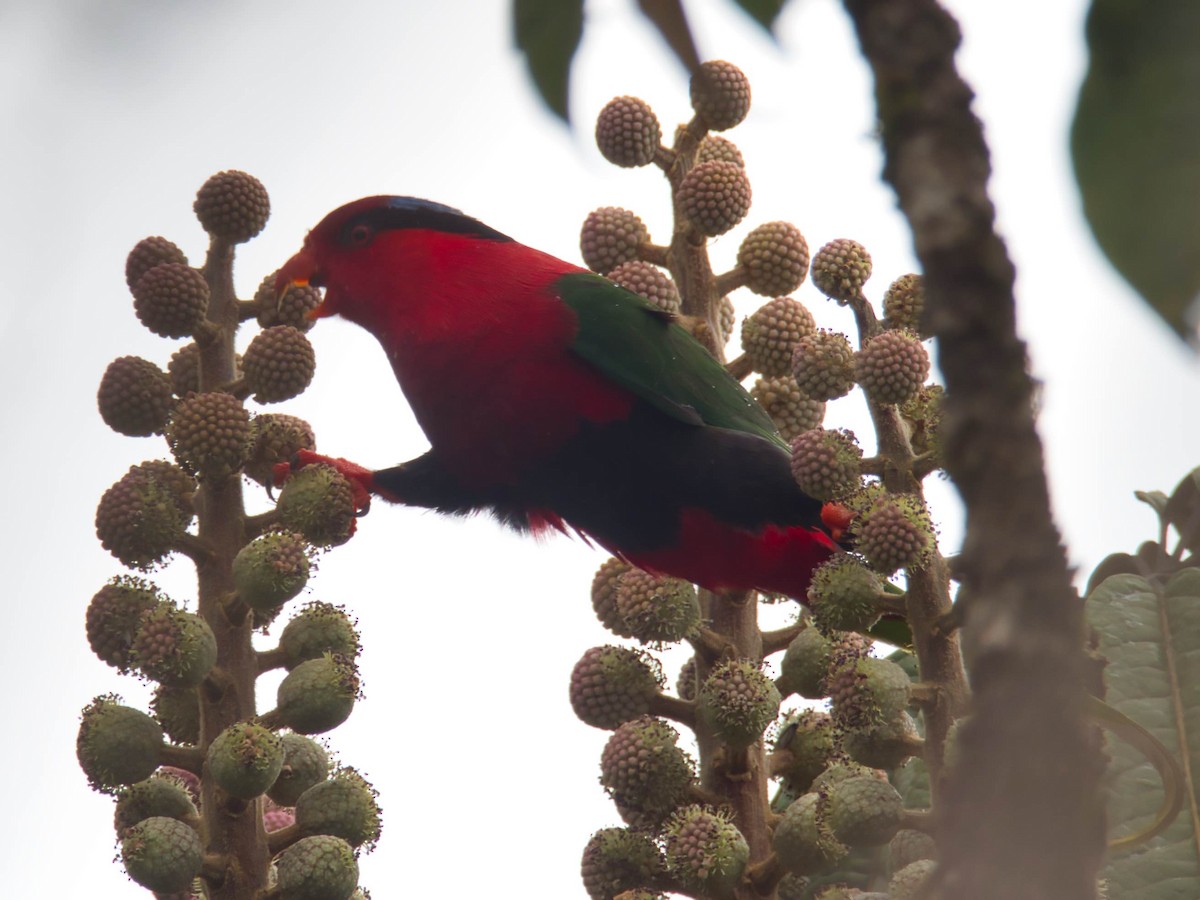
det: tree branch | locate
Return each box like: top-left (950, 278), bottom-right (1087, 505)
top-left (842, 1), bottom-right (1105, 896)
top-left (761, 620), bottom-right (805, 656)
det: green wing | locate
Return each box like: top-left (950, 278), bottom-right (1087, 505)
top-left (556, 272), bottom-right (788, 451)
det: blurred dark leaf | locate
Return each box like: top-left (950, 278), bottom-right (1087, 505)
top-left (636, 0), bottom-right (701, 73)
top-left (1071, 0), bottom-right (1200, 340)
top-left (731, 0), bottom-right (788, 33)
top-left (1136, 540), bottom-right (1175, 575)
top-left (513, 0), bottom-right (584, 123)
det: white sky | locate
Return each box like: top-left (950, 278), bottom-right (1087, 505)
top-left (3, 0), bottom-right (1197, 896)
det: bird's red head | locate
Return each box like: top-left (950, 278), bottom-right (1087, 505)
top-left (273, 196), bottom-right (514, 327)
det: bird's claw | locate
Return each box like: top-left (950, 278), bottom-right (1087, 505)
top-left (272, 449), bottom-right (329, 488)
top-left (271, 449), bottom-right (374, 516)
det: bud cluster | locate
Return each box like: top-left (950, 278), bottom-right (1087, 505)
top-left (84, 171), bottom-right (374, 898)
top-left (574, 60), bottom-right (951, 899)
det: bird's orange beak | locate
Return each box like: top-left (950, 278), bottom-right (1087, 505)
top-left (820, 502), bottom-right (855, 543)
top-left (275, 248), bottom-right (333, 320)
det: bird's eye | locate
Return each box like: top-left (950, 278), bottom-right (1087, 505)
top-left (347, 223), bottom-right (374, 247)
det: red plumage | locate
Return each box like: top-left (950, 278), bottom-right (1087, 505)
top-left (275, 196), bottom-right (839, 599)
top-left (625, 508), bottom-right (836, 596)
top-left (299, 222), bottom-right (632, 487)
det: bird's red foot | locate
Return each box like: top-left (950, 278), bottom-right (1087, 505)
top-left (272, 449), bottom-right (374, 515)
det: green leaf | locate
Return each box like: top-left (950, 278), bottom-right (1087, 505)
top-left (858, 583), bottom-right (915, 648)
top-left (1166, 468), bottom-right (1200, 554)
top-left (770, 779), bottom-right (798, 814)
top-left (513, 0), bottom-right (584, 123)
top-left (891, 755), bottom-right (930, 811)
top-left (866, 614), bottom-right (913, 650)
top-left (887, 647), bottom-right (920, 682)
top-left (1136, 490), bottom-right (1171, 523)
top-left (1087, 571), bottom-right (1198, 892)
top-left (800, 845), bottom-right (881, 895)
top-left (1085, 552), bottom-right (1142, 596)
top-left (635, 0), bottom-right (701, 73)
top-left (1071, 0), bottom-right (1200, 339)
top-left (731, 0), bottom-right (788, 33)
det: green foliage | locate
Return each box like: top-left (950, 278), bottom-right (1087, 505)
top-left (1165, 468), bottom-right (1200, 554)
top-left (1088, 569), bottom-right (1199, 895)
top-left (513, 0), bottom-right (583, 122)
top-left (632, 0), bottom-right (701, 74)
top-left (1082, 465), bottom-right (1200, 892)
top-left (514, 0), bottom-right (791, 123)
top-left (731, 0), bottom-right (788, 34)
top-left (1071, 0), bottom-right (1200, 339)
top-left (1087, 466), bottom-right (1200, 594)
